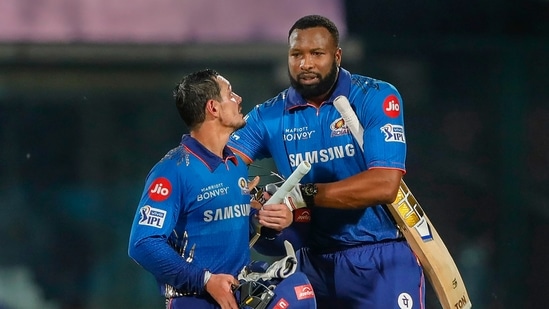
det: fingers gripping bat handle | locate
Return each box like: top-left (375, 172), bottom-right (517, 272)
top-left (249, 161), bottom-right (311, 247)
top-left (264, 161), bottom-right (311, 205)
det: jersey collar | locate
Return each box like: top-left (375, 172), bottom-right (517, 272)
top-left (285, 67), bottom-right (352, 109)
top-left (180, 134), bottom-right (238, 171)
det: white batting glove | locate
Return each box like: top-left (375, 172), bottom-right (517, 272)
top-left (264, 183), bottom-right (307, 211)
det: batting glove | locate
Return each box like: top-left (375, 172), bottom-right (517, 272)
top-left (264, 183), bottom-right (307, 211)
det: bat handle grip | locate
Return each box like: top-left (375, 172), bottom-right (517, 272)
top-left (249, 161), bottom-right (311, 248)
top-left (264, 161), bottom-right (311, 205)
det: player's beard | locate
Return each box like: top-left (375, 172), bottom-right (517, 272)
top-left (289, 61), bottom-right (338, 101)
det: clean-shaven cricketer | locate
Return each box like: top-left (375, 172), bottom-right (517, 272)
top-left (128, 69), bottom-right (298, 309)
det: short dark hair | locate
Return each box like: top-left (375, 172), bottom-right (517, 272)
top-left (173, 69), bottom-right (221, 130)
top-left (288, 15), bottom-right (340, 47)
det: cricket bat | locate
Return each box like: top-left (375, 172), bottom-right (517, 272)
top-left (249, 160), bottom-right (311, 247)
top-left (333, 95), bottom-right (471, 309)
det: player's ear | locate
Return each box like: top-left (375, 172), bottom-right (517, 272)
top-left (206, 99), bottom-right (219, 115)
top-left (335, 47), bottom-right (342, 67)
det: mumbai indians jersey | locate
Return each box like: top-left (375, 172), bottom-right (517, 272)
top-left (128, 134), bottom-right (252, 294)
top-left (228, 68), bottom-right (406, 250)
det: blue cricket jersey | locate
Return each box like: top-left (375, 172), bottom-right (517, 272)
top-left (128, 134), bottom-right (253, 295)
top-left (228, 68), bottom-right (406, 251)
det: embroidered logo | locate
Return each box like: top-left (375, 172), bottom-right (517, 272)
top-left (148, 177), bottom-right (172, 202)
top-left (330, 117), bottom-right (349, 137)
top-left (138, 205), bottom-right (166, 228)
top-left (284, 126), bottom-right (315, 141)
top-left (380, 124), bottom-right (406, 143)
top-left (383, 94), bottom-right (400, 118)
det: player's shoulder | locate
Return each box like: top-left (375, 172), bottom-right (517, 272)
top-left (245, 90), bottom-right (288, 124)
top-left (150, 145), bottom-right (187, 172)
top-left (350, 73), bottom-right (399, 95)
top-left (348, 74), bottom-right (403, 113)
top-left (254, 90), bottom-right (287, 111)
top-left (142, 145), bottom-right (186, 184)
top-left (160, 145), bottom-right (186, 163)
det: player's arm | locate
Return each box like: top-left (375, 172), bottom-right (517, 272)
top-left (228, 101), bottom-right (275, 165)
top-left (311, 84), bottom-right (406, 210)
top-left (129, 235), bottom-right (210, 289)
top-left (128, 162), bottom-right (213, 295)
top-left (313, 168), bottom-right (403, 210)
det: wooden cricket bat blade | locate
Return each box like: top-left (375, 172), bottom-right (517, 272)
top-left (387, 180), bottom-right (472, 309)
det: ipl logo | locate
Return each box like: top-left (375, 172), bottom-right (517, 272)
top-left (380, 123), bottom-right (406, 143)
top-left (138, 205), bottom-right (166, 228)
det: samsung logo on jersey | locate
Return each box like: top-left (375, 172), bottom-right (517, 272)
top-left (288, 144), bottom-right (356, 167)
top-left (203, 204), bottom-right (250, 222)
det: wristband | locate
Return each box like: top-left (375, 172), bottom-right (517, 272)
top-left (300, 183), bottom-right (318, 207)
top-left (204, 270), bottom-right (212, 286)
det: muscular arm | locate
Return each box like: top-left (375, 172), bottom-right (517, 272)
top-left (314, 168), bottom-right (403, 210)
top-left (231, 146), bottom-right (400, 210)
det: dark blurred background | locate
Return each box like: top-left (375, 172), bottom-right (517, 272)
top-left (0, 0), bottom-right (547, 308)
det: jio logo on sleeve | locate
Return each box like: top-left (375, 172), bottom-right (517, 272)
top-left (383, 94), bottom-right (400, 118)
top-left (148, 177), bottom-right (172, 202)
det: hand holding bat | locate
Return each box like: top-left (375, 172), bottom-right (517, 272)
top-left (249, 161), bottom-right (311, 247)
top-left (333, 95), bottom-right (472, 309)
